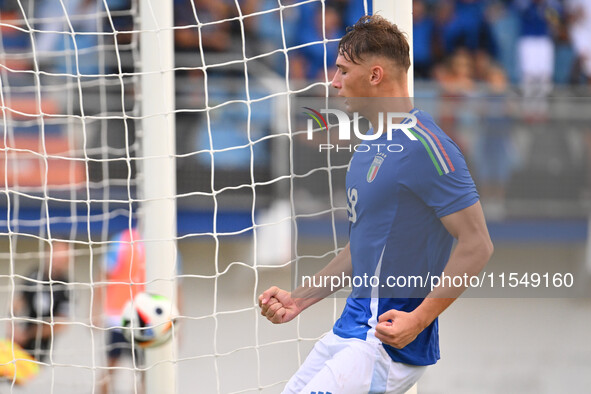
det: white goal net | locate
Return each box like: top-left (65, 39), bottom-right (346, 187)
top-left (0, 0), bottom-right (380, 393)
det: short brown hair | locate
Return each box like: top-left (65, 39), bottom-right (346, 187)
top-left (338, 15), bottom-right (411, 71)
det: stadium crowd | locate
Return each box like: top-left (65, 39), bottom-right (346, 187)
top-left (1, 0), bottom-right (590, 211)
top-left (1, 0), bottom-right (590, 85)
top-left (171, 0), bottom-right (590, 86)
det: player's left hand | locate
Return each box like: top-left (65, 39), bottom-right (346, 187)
top-left (375, 309), bottom-right (424, 349)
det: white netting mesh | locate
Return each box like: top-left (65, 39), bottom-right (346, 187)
top-left (0, 0), bottom-right (368, 392)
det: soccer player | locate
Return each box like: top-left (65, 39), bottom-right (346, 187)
top-left (259, 15), bottom-right (493, 393)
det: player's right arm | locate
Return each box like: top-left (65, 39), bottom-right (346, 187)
top-left (259, 242), bottom-right (352, 324)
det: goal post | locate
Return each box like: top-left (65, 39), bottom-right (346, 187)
top-left (373, 0), bottom-right (414, 98)
top-left (139, 0), bottom-right (177, 393)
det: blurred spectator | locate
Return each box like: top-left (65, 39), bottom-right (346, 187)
top-left (566, 0), bottom-right (591, 83)
top-left (434, 47), bottom-right (476, 152)
top-left (432, 0), bottom-right (456, 63)
top-left (475, 66), bottom-right (516, 216)
top-left (515, 0), bottom-right (563, 119)
top-left (553, 10), bottom-right (577, 85)
top-left (34, 0), bottom-right (101, 76)
top-left (435, 47), bottom-right (475, 93)
top-left (104, 0), bottom-right (134, 44)
top-left (473, 50), bottom-right (496, 82)
top-left (249, 0), bottom-right (301, 75)
top-left (487, 0), bottom-right (521, 84)
top-left (290, 3), bottom-right (345, 81)
top-left (441, 0), bottom-right (497, 57)
top-left (413, 0), bottom-right (436, 79)
top-left (0, 2), bottom-right (30, 52)
top-left (174, 0), bottom-right (232, 53)
top-left (193, 82), bottom-right (271, 171)
top-left (0, 11), bottom-right (31, 71)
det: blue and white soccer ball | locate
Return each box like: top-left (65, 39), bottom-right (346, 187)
top-left (121, 292), bottom-right (179, 348)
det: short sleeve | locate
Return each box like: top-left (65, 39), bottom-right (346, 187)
top-left (402, 132), bottom-right (479, 218)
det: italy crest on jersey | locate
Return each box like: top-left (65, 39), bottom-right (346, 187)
top-left (366, 154), bottom-right (384, 183)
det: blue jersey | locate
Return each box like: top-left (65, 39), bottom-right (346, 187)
top-left (333, 108), bottom-right (479, 366)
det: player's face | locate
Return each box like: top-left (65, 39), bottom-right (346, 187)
top-left (331, 54), bottom-right (371, 99)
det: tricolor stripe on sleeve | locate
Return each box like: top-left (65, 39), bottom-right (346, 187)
top-left (408, 119), bottom-right (455, 176)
